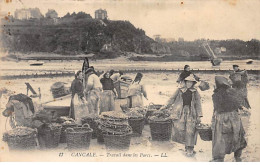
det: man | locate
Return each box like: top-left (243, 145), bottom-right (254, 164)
top-left (229, 65), bottom-right (251, 109)
top-left (111, 70), bottom-right (123, 82)
top-left (84, 67), bottom-right (103, 115)
top-left (177, 65), bottom-right (200, 84)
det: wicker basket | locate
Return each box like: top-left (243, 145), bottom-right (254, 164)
top-left (103, 132), bottom-right (132, 150)
top-left (145, 109), bottom-right (157, 124)
top-left (81, 117), bottom-right (98, 139)
top-left (196, 125), bottom-right (212, 141)
top-left (149, 120), bottom-right (172, 141)
top-left (66, 125), bottom-right (93, 150)
top-left (128, 118), bottom-right (145, 137)
top-left (51, 82), bottom-right (67, 98)
top-left (38, 123), bottom-right (62, 149)
top-left (199, 81), bottom-right (210, 91)
top-left (3, 128), bottom-right (37, 151)
top-left (60, 123), bottom-right (77, 143)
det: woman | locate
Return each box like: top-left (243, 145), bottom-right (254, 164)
top-left (127, 72), bottom-right (148, 108)
top-left (229, 65), bottom-right (251, 109)
top-left (211, 76), bottom-right (247, 162)
top-left (100, 72), bottom-right (118, 114)
top-left (161, 75), bottom-right (202, 157)
top-left (84, 67), bottom-right (102, 115)
top-left (70, 71), bottom-right (88, 124)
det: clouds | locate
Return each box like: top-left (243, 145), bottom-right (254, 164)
top-left (1, 0), bottom-right (259, 40)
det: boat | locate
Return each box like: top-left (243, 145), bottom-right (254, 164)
top-left (246, 59), bottom-right (254, 64)
top-left (29, 61), bottom-right (44, 66)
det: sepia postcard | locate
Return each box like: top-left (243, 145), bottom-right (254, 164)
top-left (0, 0), bottom-right (259, 162)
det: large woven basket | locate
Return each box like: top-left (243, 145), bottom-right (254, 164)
top-left (103, 132), bottom-right (132, 150)
top-left (196, 125), bottom-right (212, 141)
top-left (60, 123), bottom-right (77, 143)
top-left (128, 118), bottom-right (145, 137)
top-left (149, 120), bottom-right (172, 141)
top-left (3, 127), bottom-right (37, 151)
top-left (66, 125), bottom-right (93, 150)
top-left (81, 117), bottom-right (98, 139)
top-left (38, 123), bottom-right (62, 149)
top-left (51, 82), bottom-right (66, 98)
top-left (199, 81), bottom-right (210, 91)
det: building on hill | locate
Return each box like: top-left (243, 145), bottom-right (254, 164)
top-left (14, 8), bottom-right (43, 20)
top-left (45, 9), bottom-right (58, 19)
top-left (95, 9), bottom-right (107, 20)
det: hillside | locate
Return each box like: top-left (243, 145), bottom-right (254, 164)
top-left (0, 12), bottom-right (170, 56)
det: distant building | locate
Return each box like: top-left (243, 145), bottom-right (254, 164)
top-left (45, 9), bottom-right (58, 19)
top-left (14, 8), bottom-right (43, 20)
top-left (154, 35), bottom-right (161, 42)
top-left (95, 9), bottom-right (107, 20)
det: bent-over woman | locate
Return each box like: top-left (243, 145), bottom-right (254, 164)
top-left (127, 72), bottom-right (148, 108)
top-left (100, 72), bottom-right (118, 114)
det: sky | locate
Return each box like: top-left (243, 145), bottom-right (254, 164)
top-left (0, 0), bottom-right (260, 41)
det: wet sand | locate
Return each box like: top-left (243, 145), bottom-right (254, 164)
top-left (0, 72), bottom-right (259, 162)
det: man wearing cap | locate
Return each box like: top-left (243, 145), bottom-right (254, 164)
top-left (84, 67), bottom-right (102, 115)
top-left (229, 65), bottom-right (250, 109)
top-left (161, 75), bottom-right (203, 157)
top-left (211, 76), bottom-right (247, 162)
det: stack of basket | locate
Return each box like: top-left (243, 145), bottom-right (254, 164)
top-left (56, 117), bottom-right (77, 143)
top-left (50, 82), bottom-right (67, 98)
top-left (2, 127), bottom-right (37, 151)
top-left (99, 111), bottom-right (132, 150)
top-left (148, 110), bottom-right (172, 141)
top-left (38, 123), bottom-right (62, 149)
top-left (81, 114), bottom-right (99, 139)
top-left (196, 124), bottom-right (212, 141)
top-left (66, 124), bottom-right (93, 150)
top-left (125, 107), bottom-right (145, 137)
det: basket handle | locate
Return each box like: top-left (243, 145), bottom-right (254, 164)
top-left (82, 123), bottom-right (90, 128)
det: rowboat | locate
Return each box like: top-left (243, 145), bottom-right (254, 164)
top-left (29, 61), bottom-right (44, 66)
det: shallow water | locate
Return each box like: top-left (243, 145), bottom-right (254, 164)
top-left (0, 59), bottom-right (260, 76)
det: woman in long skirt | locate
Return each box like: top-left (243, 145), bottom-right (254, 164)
top-left (127, 72), bottom-right (148, 108)
top-left (70, 71), bottom-right (88, 124)
top-left (100, 72), bottom-right (118, 114)
top-left (211, 76), bottom-right (247, 162)
top-left (161, 75), bottom-right (202, 157)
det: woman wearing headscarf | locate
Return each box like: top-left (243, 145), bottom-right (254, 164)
top-left (211, 76), bottom-right (247, 162)
top-left (161, 75), bottom-right (202, 157)
top-left (229, 64), bottom-right (251, 109)
top-left (100, 72), bottom-right (118, 114)
top-left (127, 72), bottom-right (148, 108)
top-left (70, 71), bottom-right (88, 124)
top-left (84, 67), bottom-right (102, 115)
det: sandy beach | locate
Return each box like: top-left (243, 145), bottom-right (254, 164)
top-left (0, 67), bottom-right (259, 162)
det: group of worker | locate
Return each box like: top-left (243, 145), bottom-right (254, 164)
top-left (161, 64), bottom-right (250, 161)
top-left (70, 57), bottom-right (250, 161)
top-left (70, 57), bottom-right (148, 124)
